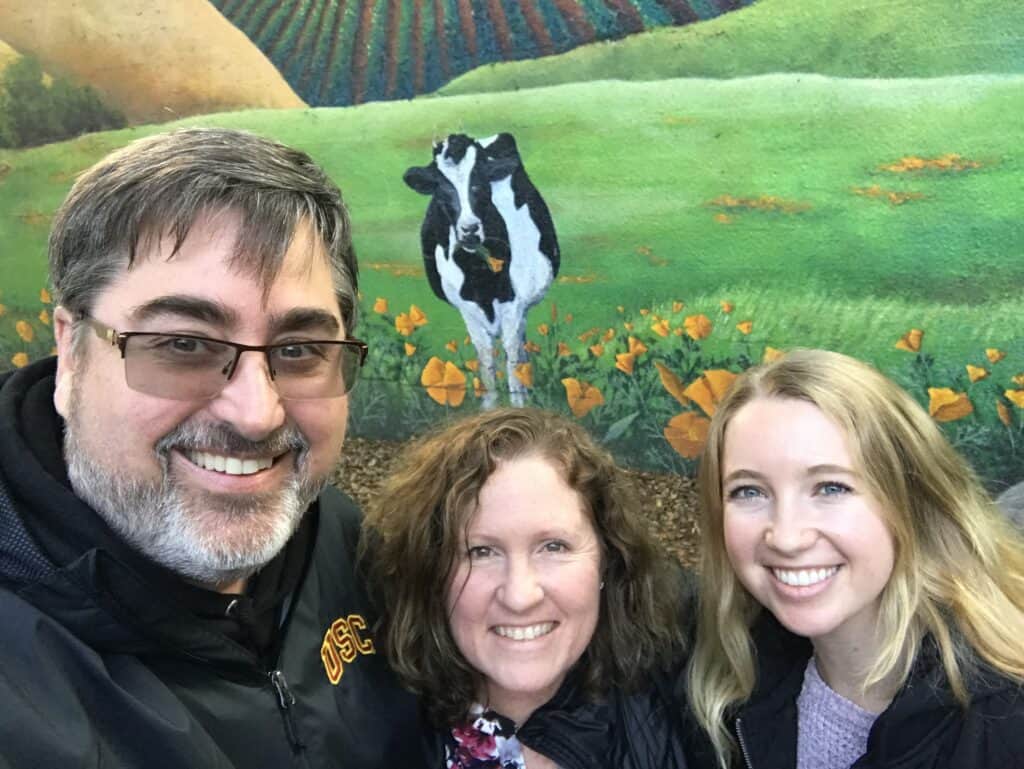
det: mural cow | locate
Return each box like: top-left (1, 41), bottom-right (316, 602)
top-left (403, 133), bottom-right (559, 408)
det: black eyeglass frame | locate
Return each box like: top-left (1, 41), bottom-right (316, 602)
top-left (82, 316), bottom-right (369, 399)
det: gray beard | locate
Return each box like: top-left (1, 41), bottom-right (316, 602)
top-left (64, 408), bottom-right (327, 589)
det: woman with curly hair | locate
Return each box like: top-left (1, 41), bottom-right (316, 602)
top-left (685, 349), bottom-right (1024, 769)
top-left (362, 407), bottom-right (689, 769)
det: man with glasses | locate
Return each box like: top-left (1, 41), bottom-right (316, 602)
top-left (0, 128), bottom-right (426, 767)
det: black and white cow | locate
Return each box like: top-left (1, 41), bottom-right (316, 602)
top-left (403, 133), bottom-right (559, 408)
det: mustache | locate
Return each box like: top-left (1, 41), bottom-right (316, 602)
top-left (155, 421), bottom-right (310, 458)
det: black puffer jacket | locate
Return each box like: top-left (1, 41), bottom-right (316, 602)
top-left (0, 358), bottom-right (428, 768)
top-left (421, 670), bottom-right (688, 769)
top-left (684, 613), bottom-right (1024, 769)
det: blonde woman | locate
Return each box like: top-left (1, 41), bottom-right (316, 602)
top-left (685, 349), bottom-right (1024, 769)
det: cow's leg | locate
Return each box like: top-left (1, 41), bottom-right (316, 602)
top-left (460, 307), bottom-right (500, 410)
top-left (499, 302), bottom-right (530, 407)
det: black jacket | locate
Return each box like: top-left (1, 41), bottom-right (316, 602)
top-left (421, 670), bottom-right (688, 769)
top-left (0, 358), bottom-right (428, 768)
top-left (686, 613), bottom-right (1024, 769)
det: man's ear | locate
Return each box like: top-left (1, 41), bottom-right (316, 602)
top-left (52, 306), bottom-right (77, 418)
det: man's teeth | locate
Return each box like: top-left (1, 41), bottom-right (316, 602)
top-left (493, 623), bottom-right (555, 641)
top-left (772, 566), bottom-right (839, 587)
top-left (187, 451), bottom-right (274, 476)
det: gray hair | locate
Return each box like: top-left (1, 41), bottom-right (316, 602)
top-left (997, 481), bottom-right (1024, 531)
top-left (49, 127), bottom-right (359, 338)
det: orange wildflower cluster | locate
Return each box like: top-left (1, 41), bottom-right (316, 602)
top-left (879, 154), bottom-right (980, 173)
top-left (658, 365), bottom-right (740, 458)
top-left (895, 328), bottom-right (923, 353)
top-left (851, 185), bottom-right (925, 206)
top-left (395, 304), bottom-right (428, 336)
top-left (707, 194), bottom-right (811, 215)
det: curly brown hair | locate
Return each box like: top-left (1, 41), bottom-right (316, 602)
top-left (360, 407), bottom-right (686, 726)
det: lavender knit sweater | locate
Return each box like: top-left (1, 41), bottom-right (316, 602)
top-left (796, 658), bottom-right (878, 769)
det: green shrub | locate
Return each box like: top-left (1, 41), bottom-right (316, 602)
top-left (0, 55), bottom-right (125, 149)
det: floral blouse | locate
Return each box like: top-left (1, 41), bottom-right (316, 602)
top-left (445, 706), bottom-right (526, 769)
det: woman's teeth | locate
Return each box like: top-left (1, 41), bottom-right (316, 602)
top-left (493, 623), bottom-right (555, 641)
top-left (187, 451), bottom-right (274, 476)
top-left (772, 566), bottom-right (839, 587)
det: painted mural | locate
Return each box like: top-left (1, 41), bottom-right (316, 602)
top-left (0, 0), bottom-right (1022, 490)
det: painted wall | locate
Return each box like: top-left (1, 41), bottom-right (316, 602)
top-left (1, 0), bottom-right (1022, 489)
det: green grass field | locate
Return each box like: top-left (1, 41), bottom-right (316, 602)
top-left (441, 0), bottom-right (1024, 95)
top-left (2, 72), bottom-right (1022, 482)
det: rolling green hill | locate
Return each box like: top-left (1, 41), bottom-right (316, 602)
top-left (442, 0), bottom-right (1024, 95)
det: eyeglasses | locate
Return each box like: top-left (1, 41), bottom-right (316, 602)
top-left (84, 317), bottom-right (368, 401)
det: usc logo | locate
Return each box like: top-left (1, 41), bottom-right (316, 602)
top-left (321, 614), bottom-right (375, 684)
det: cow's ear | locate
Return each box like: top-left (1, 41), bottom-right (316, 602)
top-left (482, 133), bottom-right (521, 180)
top-left (403, 165), bottom-right (438, 195)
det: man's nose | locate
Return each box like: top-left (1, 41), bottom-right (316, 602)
top-left (764, 498), bottom-right (816, 553)
top-left (497, 557), bottom-right (544, 612)
top-left (206, 351), bottom-right (286, 440)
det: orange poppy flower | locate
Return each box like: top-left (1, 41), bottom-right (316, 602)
top-left (589, 343), bottom-right (605, 357)
top-left (651, 319), bottom-right (670, 338)
top-left (15, 320), bottom-right (33, 343)
top-left (965, 365), bottom-right (988, 383)
top-left (564, 313), bottom-right (573, 323)
top-left (986, 348), bottom-right (1006, 364)
top-left (464, 359), bottom-right (480, 372)
top-left (373, 297), bottom-right (388, 314)
top-left (38, 309), bottom-right (50, 326)
top-left (395, 313), bottom-right (415, 336)
top-left (409, 305), bottom-right (428, 327)
top-left (557, 342), bottom-right (571, 356)
top-left (672, 301), bottom-right (685, 313)
top-left (562, 378), bottom-right (605, 418)
top-left (639, 308), bottom-right (650, 317)
top-left (487, 256), bottom-right (505, 273)
top-left (627, 337), bottom-right (648, 356)
top-left (1014, 374), bottom-right (1024, 388)
top-left (720, 301), bottom-right (734, 314)
top-left (895, 329), bottom-right (923, 352)
top-left (927, 388), bottom-right (973, 422)
top-left (537, 323), bottom-right (550, 336)
top-left (684, 314), bottom-right (712, 341)
top-left (10, 352), bottom-right (29, 368)
top-left (736, 320), bottom-right (753, 335)
top-left (514, 362), bottom-right (534, 388)
top-left (664, 412), bottom-right (711, 459)
top-left (763, 346), bottom-right (784, 363)
top-left (655, 362), bottom-right (689, 407)
top-left (603, 328), bottom-right (616, 342)
top-left (523, 341), bottom-right (541, 354)
top-left (473, 377), bottom-right (486, 398)
top-left (420, 357), bottom-right (466, 407)
top-left (445, 340), bottom-right (458, 353)
top-left (404, 342), bottom-right (417, 357)
top-left (1006, 389), bottom-right (1024, 409)
top-left (40, 288), bottom-right (52, 304)
top-left (623, 322), bottom-right (634, 332)
top-left (615, 353), bottom-right (636, 375)
top-left (684, 369), bottom-right (739, 417)
top-left (997, 401), bottom-right (1013, 427)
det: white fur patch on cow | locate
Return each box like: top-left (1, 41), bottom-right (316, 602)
top-left (489, 176), bottom-right (553, 305)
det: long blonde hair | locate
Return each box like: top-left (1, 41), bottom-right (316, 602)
top-left (687, 349), bottom-right (1024, 768)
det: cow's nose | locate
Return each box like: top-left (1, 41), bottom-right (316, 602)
top-left (461, 222), bottom-right (480, 236)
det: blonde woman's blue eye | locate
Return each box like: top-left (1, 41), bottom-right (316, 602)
top-left (817, 481), bottom-right (852, 496)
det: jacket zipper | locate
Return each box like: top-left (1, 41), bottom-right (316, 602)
top-left (269, 669), bottom-right (304, 755)
top-left (735, 717), bottom-right (754, 769)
